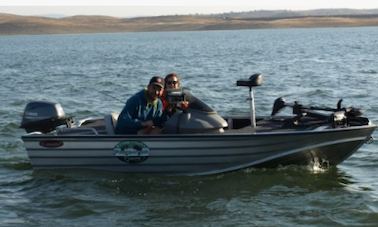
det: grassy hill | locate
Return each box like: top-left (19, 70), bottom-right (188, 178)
top-left (1, 9), bottom-right (378, 35)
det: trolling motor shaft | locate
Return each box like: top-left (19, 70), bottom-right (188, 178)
top-left (237, 73), bottom-right (263, 128)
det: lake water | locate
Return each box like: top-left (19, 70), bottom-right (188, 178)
top-left (1, 27), bottom-right (378, 226)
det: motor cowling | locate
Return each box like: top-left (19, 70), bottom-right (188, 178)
top-left (20, 101), bottom-right (69, 133)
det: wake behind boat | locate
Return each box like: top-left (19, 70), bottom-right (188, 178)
top-left (20, 74), bottom-right (376, 175)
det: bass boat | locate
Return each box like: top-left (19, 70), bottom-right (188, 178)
top-left (20, 74), bottom-right (376, 175)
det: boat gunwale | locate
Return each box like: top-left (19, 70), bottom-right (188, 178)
top-left (21, 124), bottom-right (377, 141)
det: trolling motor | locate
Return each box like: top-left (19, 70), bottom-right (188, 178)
top-left (272, 97), bottom-right (345, 116)
top-left (271, 97), bottom-right (368, 127)
top-left (237, 73), bottom-right (263, 128)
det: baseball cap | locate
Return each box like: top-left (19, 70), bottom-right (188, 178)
top-left (149, 76), bottom-right (164, 88)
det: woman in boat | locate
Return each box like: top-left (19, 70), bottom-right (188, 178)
top-left (161, 73), bottom-right (190, 118)
top-left (162, 73), bottom-right (216, 119)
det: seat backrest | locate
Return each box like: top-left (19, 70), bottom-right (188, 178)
top-left (104, 112), bottom-right (119, 135)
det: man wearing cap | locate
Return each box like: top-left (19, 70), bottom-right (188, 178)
top-left (115, 76), bottom-right (165, 134)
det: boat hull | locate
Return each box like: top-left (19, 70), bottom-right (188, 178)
top-left (22, 125), bottom-right (376, 175)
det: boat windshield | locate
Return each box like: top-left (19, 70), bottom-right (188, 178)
top-left (187, 95), bottom-right (215, 113)
top-left (168, 88), bottom-right (215, 113)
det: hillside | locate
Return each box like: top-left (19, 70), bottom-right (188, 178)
top-left (1, 9), bottom-right (378, 35)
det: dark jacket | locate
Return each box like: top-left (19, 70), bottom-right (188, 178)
top-left (115, 89), bottom-right (164, 134)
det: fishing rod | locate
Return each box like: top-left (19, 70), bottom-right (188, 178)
top-left (98, 90), bottom-right (126, 104)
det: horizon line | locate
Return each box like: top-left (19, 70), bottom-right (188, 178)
top-left (2, 7), bottom-right (378, 19)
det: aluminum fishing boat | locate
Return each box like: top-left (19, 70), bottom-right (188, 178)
top-left (20, 74), bottom-right (376, 175)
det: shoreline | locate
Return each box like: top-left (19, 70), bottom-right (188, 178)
top-left (1, 13), bottom-right (378, 35)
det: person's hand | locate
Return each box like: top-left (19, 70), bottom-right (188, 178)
top-left (178, 101), bottom-right (189, 110)
top-left (138, 120), bottom-right (161, 134)
top-left (141, 120), bottom-right (154, 128)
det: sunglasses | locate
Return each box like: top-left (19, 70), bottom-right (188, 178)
top-left (166, 80), bottom-right (178, 85)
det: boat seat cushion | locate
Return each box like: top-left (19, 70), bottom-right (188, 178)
top-left (57, 127), bottom-right (98, 135)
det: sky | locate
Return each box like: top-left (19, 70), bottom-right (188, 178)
top-left (1, 0), bottom-right (378, 18)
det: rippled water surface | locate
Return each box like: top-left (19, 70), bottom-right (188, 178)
top-left (1, 27), bottom-right (378, 226)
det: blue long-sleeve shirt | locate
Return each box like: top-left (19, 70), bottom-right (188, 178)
top-left (115, 89), bottom-right (164, 134)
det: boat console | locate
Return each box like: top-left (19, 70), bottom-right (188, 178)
top-left (162, 88), bottom-right (228, 134)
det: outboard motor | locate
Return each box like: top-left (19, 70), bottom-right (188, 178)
top-left (20, 101), bottom-right (70, 133)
